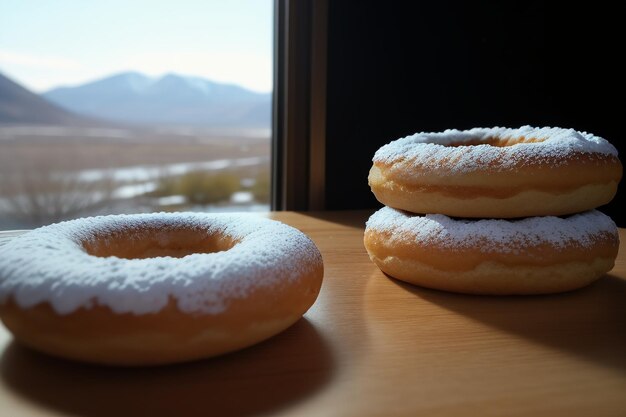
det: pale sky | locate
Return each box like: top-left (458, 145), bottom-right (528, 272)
top-left (0, 0), bottom-right (273, 93)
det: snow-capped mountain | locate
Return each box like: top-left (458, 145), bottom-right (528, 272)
top-left (43, 72), bottom-right (271, 128)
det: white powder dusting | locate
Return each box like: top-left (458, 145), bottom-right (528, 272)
top-left (366, 206), bottom-right (618, 253)
top-left (373, 126), bottom-right (618, 175)
top-left (0, 213), bottom-right (323, 315)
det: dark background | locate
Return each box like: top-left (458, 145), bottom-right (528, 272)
top-left (323, 1), bottom-right (624, 225)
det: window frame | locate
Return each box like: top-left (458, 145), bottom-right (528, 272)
top-left (272, 0), bottom-right (328, 211)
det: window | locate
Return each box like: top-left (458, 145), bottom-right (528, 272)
top-left (0, 0), bottom-right (273, 229)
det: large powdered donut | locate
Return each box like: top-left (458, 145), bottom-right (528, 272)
top-left (364, 207), bottom-right (619, 295)
top-left (0, 213), bottom-right (324, 365)
top-left (369, 126), bottom-right (622, 218)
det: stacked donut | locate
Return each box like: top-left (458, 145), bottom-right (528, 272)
top-left (365, 126), bottom-right (622, 294)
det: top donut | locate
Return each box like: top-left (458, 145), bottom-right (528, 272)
top-left (369, 126), bottom-right (622, 218)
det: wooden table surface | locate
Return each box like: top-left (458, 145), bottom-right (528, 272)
top-left (0, 211), bottom-right (625, 417)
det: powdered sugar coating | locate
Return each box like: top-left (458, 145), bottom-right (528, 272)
top-left (0, 213), bottom-right (323, 315)
top-left (366, 206), bottom-right (618, 253)
top-left (373, 126), bottom-right (618, 175)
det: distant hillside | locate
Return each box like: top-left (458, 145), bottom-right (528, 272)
top-left (44, 72), bottom-right (271, 128)
top-left (0, 72), bottom-right (95, 126)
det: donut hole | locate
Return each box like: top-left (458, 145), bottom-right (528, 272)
top-left (447, 135), bottom-right (547, 147)
top-left (82, 227), bottom-right (238, 259)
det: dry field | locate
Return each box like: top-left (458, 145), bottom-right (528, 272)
top-left (0, 126), bottom-right (269, 173)
top-left (0, 125), bottom-right (271, 229)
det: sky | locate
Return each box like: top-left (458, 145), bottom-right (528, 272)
top-left (0, 0), bottom-right (273, 93)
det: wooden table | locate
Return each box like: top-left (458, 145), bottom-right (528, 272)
top-left (0, 211), bottom-right (625, 417)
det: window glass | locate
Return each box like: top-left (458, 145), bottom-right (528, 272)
top-left (0, 0), bottom-right (272, 229)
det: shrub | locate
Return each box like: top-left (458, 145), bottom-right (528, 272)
top-left (251, 170), bottom-right (270, 204)
top-left (154, 171), bottom-right (241, 205)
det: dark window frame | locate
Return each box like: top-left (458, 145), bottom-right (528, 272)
top-left (272, 0), bottom-right (327, 210)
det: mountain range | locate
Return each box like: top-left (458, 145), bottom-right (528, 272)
top-left (0, 71), bottom-right (271, 128)
top-left (0, 72), bottom-right (94, 126)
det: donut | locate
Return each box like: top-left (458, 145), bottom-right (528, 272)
top-left (364, 206), bottom-right (619, 295)
top-left (0, 213), bottom-right (324, 366)
top-left (369, 126), bottom-right (622, 218)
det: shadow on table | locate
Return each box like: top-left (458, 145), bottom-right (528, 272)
top-left (298, 210), bottom-right (372, 230)
top-left (0, 318), bottom-right (334, 417)
top-left (389, 274), bottom-right (626, 374)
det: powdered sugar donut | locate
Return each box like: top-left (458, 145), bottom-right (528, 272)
top-left (0, 213), bottom-right (324, 365)
top-left (364, 207), bottom-right (619, 295)
top-left (369, 126), bottom-right (622, 218)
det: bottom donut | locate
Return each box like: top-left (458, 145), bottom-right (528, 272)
top-left (364, 207), bottom-right (619, 295)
